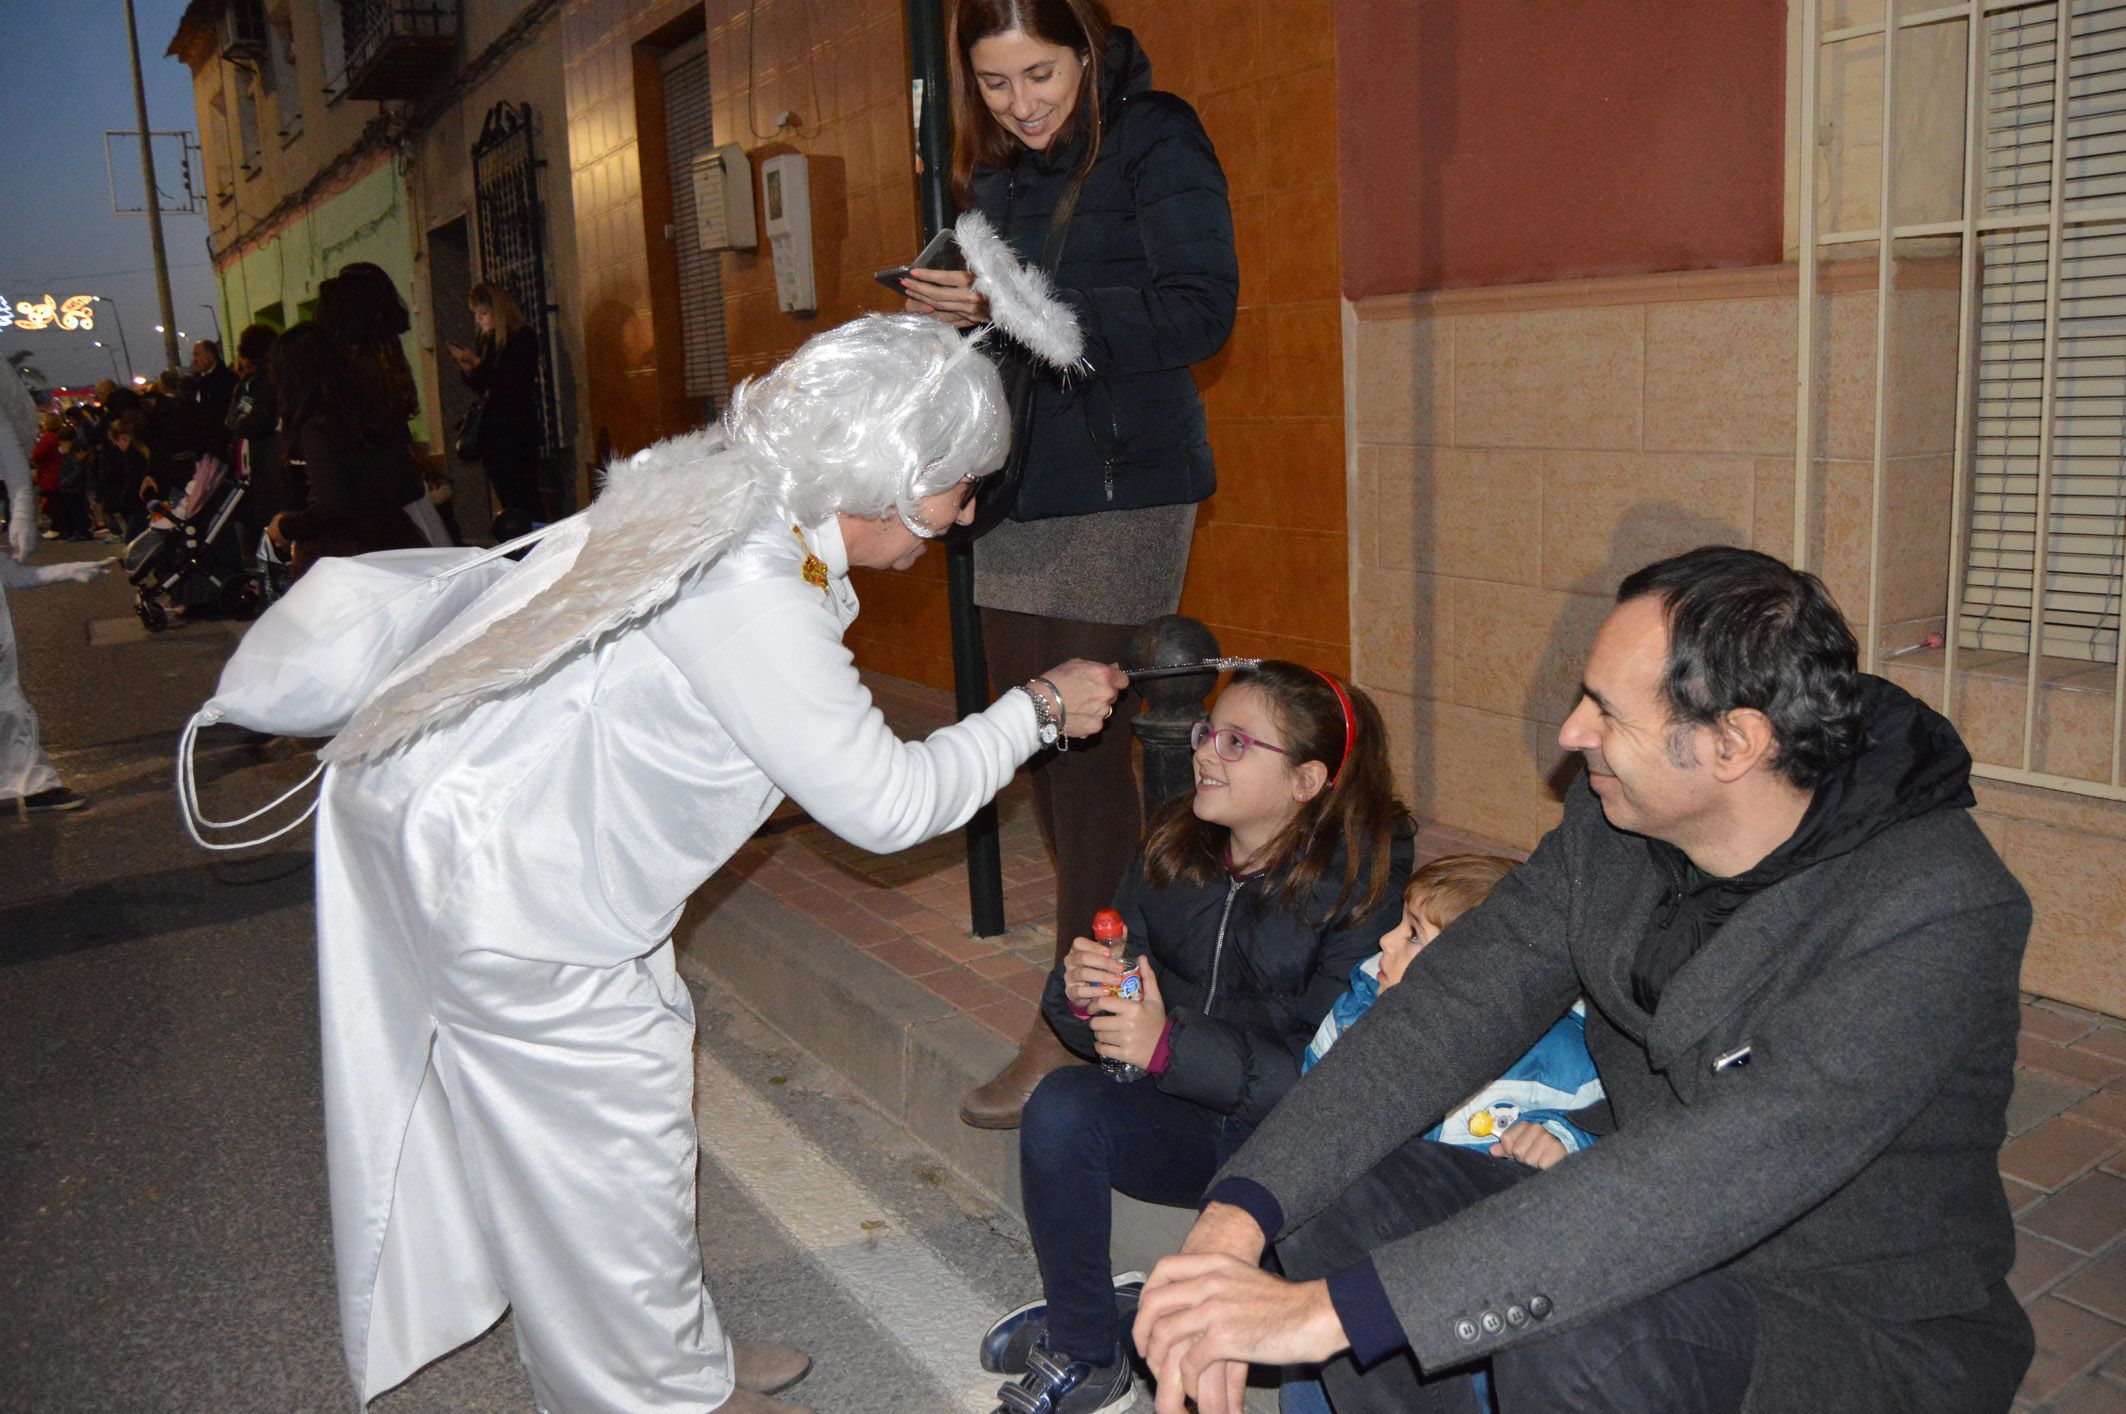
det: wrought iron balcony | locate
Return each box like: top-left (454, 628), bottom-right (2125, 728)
top-left (340, 0), bottom-right (459, 102)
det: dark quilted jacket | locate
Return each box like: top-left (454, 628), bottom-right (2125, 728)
top-left (967, 28), bottom-right (1238, 520)
top-left (1042, 832), bottom-right (1413, 1126)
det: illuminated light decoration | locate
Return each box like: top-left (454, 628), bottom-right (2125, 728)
top-left (0, 294), bottom-right (97, 332)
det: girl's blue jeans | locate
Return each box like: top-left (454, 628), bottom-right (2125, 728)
top-left (1019, 1062), bottom-right (1252, 1364)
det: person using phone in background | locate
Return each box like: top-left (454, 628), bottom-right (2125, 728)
top-left (904, 0), bottom-right (1238, 1132)
top-left (447, 281), bottom-right (543, 522)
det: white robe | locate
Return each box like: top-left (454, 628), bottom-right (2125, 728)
top-left (0, 404), bottom-right (60, 802)
top-left (315, 516), bottom-right (1040, 1409)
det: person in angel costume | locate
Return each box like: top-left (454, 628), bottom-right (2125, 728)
top-left (302, 217), bottom-right (1121, 1413)
top-left (1, 375), bottom-right (106, 816)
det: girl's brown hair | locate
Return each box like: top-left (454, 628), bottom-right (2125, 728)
top-left (946, 0), bottom-right (1111, 205)
top-left (1405, 855), bottom-right (1516, 932)
top-left (469, 280), bottom-right (529, 344)
top-left (1143, 661), bottom-right (1413, 925)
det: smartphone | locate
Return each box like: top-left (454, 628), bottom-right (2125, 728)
top-left (875, 228), bottom-right (964, 292)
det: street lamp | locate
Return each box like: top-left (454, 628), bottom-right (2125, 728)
top-left (92, 340), bottom-right (120, 381)
top-left (199, 304), bottom-right (221, 342)
top-left (90, 296), bottom-right (134, 380)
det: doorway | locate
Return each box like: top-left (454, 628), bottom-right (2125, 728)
top-left (426, 215), bottom-right (490, 537)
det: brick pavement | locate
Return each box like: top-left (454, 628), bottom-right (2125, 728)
top-left (737, 672), bottom-right (2126, 1412)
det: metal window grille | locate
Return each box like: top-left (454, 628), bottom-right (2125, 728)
top-left (471, 101), bottom-right (567, 470)
top-left (1799, 0), bottom-right (2126, 800)
top-left (660, 35), bottom-right (732, 411)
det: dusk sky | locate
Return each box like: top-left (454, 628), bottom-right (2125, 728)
top-left (0, 0), bottom-right (220, 390)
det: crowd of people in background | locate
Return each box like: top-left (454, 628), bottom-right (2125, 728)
top-left (0, 258), bottom-right (546, 612)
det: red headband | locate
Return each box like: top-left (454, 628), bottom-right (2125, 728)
top-left (1311, 668), bottom-right (1357, 787)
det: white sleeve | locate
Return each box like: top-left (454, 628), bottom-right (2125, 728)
top-left (644, 576), bottom-right (1042, 856)
top-left (2, 425), bottom-right (33, 562)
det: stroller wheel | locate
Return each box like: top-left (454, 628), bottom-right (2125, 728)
top-left (222, 577), bottom-right (264, 621)
top-left (137, 598), bottom-right (170, 633)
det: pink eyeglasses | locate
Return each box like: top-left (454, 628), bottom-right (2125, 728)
top-left (1191, 719), bottom-right (1288, 763)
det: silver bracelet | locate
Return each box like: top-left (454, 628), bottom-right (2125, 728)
top-left (1033, 676), bottom-right (1068, 752)
top-left (1020, 681), bottom-right (1062, 750)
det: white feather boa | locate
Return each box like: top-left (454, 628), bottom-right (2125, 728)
top-left (322, 429), bottom-right (758, 764)
top-left (955, 210), bottom-right (1087, 371)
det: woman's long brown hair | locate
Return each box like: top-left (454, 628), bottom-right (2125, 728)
top-left (946, 0), bottom-right (1112, 206)
top-left (1142, 662), bottom-right (1412, 926)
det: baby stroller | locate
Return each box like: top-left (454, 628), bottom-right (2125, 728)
top-left (122, 454), bottom-right (265, 632)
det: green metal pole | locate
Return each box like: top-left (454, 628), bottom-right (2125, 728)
top-left (905, 0), bottom-right (1005, 938)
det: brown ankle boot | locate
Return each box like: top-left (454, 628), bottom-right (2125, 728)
top-left (960, 1020), bottom-right (1078, 1129)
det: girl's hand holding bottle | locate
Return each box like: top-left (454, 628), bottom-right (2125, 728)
top-left (1061, 934), bottom-right (1127, 1009)
top-left (1089, 957), bottom-right (1166, 1073)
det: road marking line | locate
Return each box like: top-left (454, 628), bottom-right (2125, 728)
top-left (692, 1047), bottom-right (1003, 1414)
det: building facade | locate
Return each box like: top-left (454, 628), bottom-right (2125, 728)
top-left (168, 0), bottom-right (589, 521)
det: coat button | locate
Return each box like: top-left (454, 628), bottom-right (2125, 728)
top-left (1454, 1318), bottom-right (1478, 1343)
top-left (1528, 1294), bottom-right (1553, 1320)
top-left (1480, 1310), bottom-right (1503, 1334)
top-left (1506, 1304), bottom-right (1529, 1327)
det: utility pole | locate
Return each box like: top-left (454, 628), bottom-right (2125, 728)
top-left (123, 0), bottom-right (180, 372)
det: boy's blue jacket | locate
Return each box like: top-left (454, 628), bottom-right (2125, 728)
top-left (1304, 957), bottom-right (1604, 1154)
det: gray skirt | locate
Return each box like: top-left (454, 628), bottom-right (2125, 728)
top-left (972, 501), bottom-right (1196, 626)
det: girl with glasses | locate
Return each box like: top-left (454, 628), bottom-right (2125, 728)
top-left (983, 661), bottom-right (1413, 1414)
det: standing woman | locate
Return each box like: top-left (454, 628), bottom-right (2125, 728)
top-left (906, 0), bottom-right (1238, 1127)
top-left (265, 323), bottom-right (428, 577)
top-left (448, 280), bottom-right (543, 520)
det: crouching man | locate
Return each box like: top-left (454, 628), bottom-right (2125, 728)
top-left (1135, 546), bottom-right (2033, 1414)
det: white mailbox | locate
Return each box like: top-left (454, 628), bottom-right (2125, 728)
top-left (690, 143), bottom-right (757, 252)
top-left (759, 153), bottom-right (817, 317)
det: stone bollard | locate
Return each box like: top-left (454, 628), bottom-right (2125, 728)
top-left (1129, 614), bottom-right (1222, 818)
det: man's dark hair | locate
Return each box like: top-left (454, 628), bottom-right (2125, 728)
top-left (195, 338), bottom-right (222, 361)
top-left (1617, 545), bottom-right (1866, 789)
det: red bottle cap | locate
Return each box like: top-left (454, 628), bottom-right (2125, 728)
top-left (1092, 909), bottom-right (1125, 941)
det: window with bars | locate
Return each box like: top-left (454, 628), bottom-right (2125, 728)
top-left (1962, 0), bottom-right (2126, 665)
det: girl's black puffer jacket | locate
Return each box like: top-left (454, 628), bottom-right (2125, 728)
top-left (968, 27), bottom-right (1238, 520)
top-left (1041, 831), bottom-right (1414, 1126)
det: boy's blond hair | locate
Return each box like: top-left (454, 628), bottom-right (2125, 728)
top-left (1406, 854), bottom-right (1516, 931)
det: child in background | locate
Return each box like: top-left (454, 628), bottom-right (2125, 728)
top-left (984, 662), bottom-right (1415, 1414)
top-left (1280, 854), bottom-right (1605, 1414)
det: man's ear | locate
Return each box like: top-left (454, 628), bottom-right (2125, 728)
top-left (1291, 759), bottom-right (1330, 804)
top-left (1710, 708), bottom-right (1777, 784)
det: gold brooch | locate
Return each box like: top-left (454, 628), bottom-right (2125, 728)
top-left (792, 526), bottom-right (830, 594)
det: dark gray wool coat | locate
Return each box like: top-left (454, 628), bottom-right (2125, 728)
top-left (1219, 682), bottom-right (2034, 1412)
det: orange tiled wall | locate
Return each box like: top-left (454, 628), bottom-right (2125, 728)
top-left (1119, 0), bottom-right (1348, 674)
top-left (562, 0), bottom-right (711, 457)
top-left (570, 0), bottom-right (1349, 690)
top-left (701, 0), bottom-right (946, 685)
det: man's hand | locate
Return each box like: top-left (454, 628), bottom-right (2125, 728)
top-left (1133, 1255), bottom-right (1348, 1414)
top-left (1175, 1200), bottom-right (1268, 1266)
top-left (1490, 1121), bottom-right (1568, 1171)
top-left (7, 510), bottom-right (33, 561)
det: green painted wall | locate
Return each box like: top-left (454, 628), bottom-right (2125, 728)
top-left (212, 158), bottom-right (432, 441)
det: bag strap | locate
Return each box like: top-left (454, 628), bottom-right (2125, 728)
top-left (175, 709), bottom-right (325, 851)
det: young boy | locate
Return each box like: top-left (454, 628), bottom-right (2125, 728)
top-left (1281, 856), bottom-right (1604, 1413)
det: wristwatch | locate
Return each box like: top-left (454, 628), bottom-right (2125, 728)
top-left (1021, 679), bottom-right (1066, 750)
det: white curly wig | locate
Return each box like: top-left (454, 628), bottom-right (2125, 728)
top-left (726, 313), bottom-right (1008, 531)
top-left (323, 313), bottom-right (1011, 763)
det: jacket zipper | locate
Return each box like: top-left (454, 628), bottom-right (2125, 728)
top-left (1202, 876), bottom-right (1246, 1017)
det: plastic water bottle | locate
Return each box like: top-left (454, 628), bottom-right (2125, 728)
top-left (1095, 908), bottom-right (1147, 1083)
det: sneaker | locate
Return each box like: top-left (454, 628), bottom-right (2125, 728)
top-left (993, 1344), bottom-right (1133, 1414)
top-left (982, 1273), bottom-right (1146, 1375)
top-left (15, 787), bottom-right (86, 816)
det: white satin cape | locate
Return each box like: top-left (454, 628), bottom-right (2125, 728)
top-left (315, 515), bottom-right (1040, 1408)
